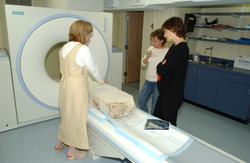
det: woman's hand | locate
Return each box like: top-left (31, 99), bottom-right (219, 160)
top-left (143, 50), bottom-right (152, 64)
top-left (162, 59), bottom-right (167, 65)
top-left (103, 79), bottom-right (108, 83)
top-left (146, 50), bottom-right (152, 58)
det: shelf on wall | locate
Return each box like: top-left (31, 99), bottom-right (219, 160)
top-left (188, 38), bottom-right (250, 46)
top-left (188, 12), bottom-right (250, 46)
top-left (194, 26), bottom-right (250, 30)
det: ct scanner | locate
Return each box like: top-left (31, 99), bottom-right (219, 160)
top-left (0, 5), bottom-right (112, 125)
top-left (0, 5), bottom-right (246, 163)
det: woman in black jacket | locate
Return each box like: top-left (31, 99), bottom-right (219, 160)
top-left (153, 17), bottom-right (189, 126)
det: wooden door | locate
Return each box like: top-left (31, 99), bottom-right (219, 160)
top-left (126, 11), bottom-right (144, 83)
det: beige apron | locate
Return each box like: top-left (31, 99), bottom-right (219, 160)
top-left (57, 43), bottom-right (89, 150)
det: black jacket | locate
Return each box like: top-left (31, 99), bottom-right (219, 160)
top-left (157, 42), bottom-right (189, 92)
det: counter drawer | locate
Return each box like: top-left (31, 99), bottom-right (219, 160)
top-left (219, 72), bottom-right (250, 85)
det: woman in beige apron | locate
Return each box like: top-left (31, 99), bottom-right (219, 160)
top-left (54, 20), bottom-right (108, 160)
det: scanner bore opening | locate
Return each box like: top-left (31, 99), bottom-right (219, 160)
top-left (45, 42), bottom-right (67, 82)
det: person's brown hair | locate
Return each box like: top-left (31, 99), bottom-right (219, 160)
top-left (150, 29), bottom-right (166, 46)
top-left (69, 20), bottom-right (93, 44)
top-left (161, 17), bottom-right (186, 39)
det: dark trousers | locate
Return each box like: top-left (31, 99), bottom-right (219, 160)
top-left (153, 89), bottom-right (184, 126)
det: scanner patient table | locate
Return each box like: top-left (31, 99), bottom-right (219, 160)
top-left (86, 103), bottom-right (245, 163)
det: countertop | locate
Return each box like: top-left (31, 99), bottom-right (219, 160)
top-left (188, 60), bottom-right (250, 77)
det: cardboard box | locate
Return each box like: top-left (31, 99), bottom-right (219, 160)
top-left (233, 57), bottom-right (250, 70)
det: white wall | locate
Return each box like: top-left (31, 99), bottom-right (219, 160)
top-left (111, 12), bottom-right (127, 83)
top-left (32, 0), bottom-right (42, 7)
top-left (36, 0), bottom-right (103, 11)
top-left (40, 0), bottom-right (68, 9)
top-left (239, 4), bottom-right (250, 57)
top-left (0, 0), bottom-right (4, 6)
top-left (67, 0), bottom-right (103, 12)
top-left (0, 0), bottom-right (4, 48)
top-left (0, 17), bottom-right (3, 49)
top-left (112, 12), bottom-right (124, 49)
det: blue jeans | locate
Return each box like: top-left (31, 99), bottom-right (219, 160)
top-left (138, 80), bottom-right (159, 114)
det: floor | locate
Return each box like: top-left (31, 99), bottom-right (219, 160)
top-left (0, 83), bottom-right (249, 163)
top-left (124, 81), bottom-right (140, 90)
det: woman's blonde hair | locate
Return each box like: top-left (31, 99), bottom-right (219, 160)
top-left (69, 20), bottom-right (93, 44)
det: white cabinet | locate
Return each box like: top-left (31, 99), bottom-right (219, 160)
top-left (109, 47), bottom-right (123, 90)
top-left (0, 53), bottom-right (17, 132)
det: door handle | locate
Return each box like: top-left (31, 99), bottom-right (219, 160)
top-left (199, 69), bottom-right (201, 74)
top-left (194, 68), bottom-right (196, 73)
top-left (233, 77), bottom-right (239, 80)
